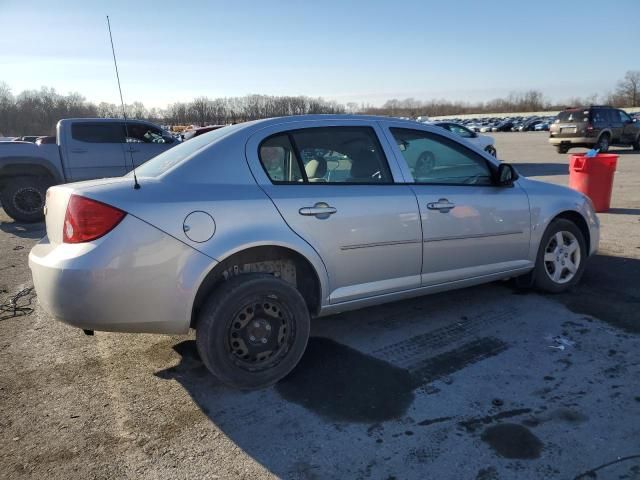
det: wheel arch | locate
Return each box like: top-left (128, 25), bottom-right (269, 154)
top-left (190, 244), bottom-right (324, 329)
top-left (0, 158), bottom-right (62, 188)
top-left (548, 210), bottom-right (591, 253)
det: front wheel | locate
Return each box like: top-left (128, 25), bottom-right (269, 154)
top-left (196, 274), bottom-right (310, 390)
top-left (0, 176), bottom-right (51, 223)
top-left (556, 145), bottom-right (569, 154)
top-left (533, 219), bottom-right (587, 293)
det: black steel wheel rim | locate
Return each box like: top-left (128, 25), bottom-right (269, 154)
top-left (14, 188), bottom-right (43, 214)
top-left (226, 294), bottom-right (295, 372)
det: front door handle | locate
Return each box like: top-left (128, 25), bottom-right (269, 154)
top-left (299, 202), bottom-right (337, 219)
top-left (427, 198), bottom-right (456, 213)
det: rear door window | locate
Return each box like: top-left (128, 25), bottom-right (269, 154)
top-left (71, 123), bottom-right (125, 143)
top-left (258, 127), bottom-right (393, 184)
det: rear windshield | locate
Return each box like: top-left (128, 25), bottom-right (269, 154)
top-left (132, 124), bottom-right (242, 177)
top-left (556, 110), bottom-right (589, 123)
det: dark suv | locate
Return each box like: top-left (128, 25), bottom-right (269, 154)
top-left (549, 106), bottom-right (640, 153)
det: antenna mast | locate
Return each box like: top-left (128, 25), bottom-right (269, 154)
top-left (106, 15), bottom-right (140, 189)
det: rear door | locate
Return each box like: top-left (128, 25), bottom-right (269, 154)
top-left (245, 120), bottom-right (422, 304)
top-left (607, 108), bottom-right (624, 143)
top-left (382, 122), bottom-right (532, 286)
top-left (63, 122), bottom-right (128, 181)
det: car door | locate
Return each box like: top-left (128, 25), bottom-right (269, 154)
top-left (125, 122), bottom-right (176, 168)
top-left (382, 122), bottom-right (532, 286)
top-left (63, 122), bottom-right (128, 181)
top-left (607, 108), bottom-right (624, 143)
top-left (617, 110), bottom-right (637, 144)
top-left (245, 120), bottom-right (422, 304)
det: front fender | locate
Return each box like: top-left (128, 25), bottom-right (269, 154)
top-left (519, 178), bottom-right (599, 260)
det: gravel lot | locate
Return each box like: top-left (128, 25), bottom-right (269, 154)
top-left (1, 132), bottom-right (639, 480)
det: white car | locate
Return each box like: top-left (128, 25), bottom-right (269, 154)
top-left (433, 122), bottom-right (497, 157)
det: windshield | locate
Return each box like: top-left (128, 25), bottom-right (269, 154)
top-left (132, 124), bottom-right (241, 177)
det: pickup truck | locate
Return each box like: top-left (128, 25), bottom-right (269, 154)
top-left (0, 118), bottom-right (178, 222)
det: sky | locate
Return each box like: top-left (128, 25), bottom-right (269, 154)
top-left (1, 0), bottom-right (638, 108)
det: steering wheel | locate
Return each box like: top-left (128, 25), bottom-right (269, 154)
top-left (415, 151), bottom-right (435, 178)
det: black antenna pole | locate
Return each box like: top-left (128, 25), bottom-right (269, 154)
top-left (106, 15), bottom-right (140, 190)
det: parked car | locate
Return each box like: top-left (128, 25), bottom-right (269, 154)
top-left (549, 106), bottom-right (640, 153)
top-left (36, 136), bottom-right (56, 144)
top-left (182, 125), bottom-right (226, 141)
top-left (433, 122), bottom-right (498, 157)
top-left (12, 136), bottom-right (41, 143)
top-left (30, 114), bottom-right (599, 390)
top-left (0, 118), bottom-right (178, 222)
top-left (492, 120), bottom-right (515, 132)
top-left (534, 122), bottom-right (550, 131)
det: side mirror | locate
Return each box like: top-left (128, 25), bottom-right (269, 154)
top-left (496, 163), bottom-right (518, 186)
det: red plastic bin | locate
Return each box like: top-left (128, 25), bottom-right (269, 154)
top-left (568, 153), bottom-right (617, 212)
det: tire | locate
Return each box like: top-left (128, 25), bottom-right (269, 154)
top-left (533, 219), bottom-right (587, 293)
top-left (196, 274), bottom-right (310, 390)
top-left (556, 145), bottom-right (569, 154)
top-left (0, 176), bottom-right (51, 223)
top-left (595, 134), bottom-right (610, 153)
top-left (485, 145), bottom-right (497, 157)
top-left (632, 135), bottom-right (640, 151)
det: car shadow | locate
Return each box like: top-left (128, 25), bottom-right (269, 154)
top-left (514, 163), bottom-right (568, 177)
top-left (513, 253), bottom-right (640, 334)
top-left (606, 208), bottom-right (640, 215)
top-left (0, 219), bottom-right (45, 239)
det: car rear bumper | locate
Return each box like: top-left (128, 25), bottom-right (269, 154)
top-left (29, 215), bottom-right (215, 334)
top-left (548, 137), bottom-right (596, 146)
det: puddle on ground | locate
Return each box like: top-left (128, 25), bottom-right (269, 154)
top-left (276, 337), bottom-right (415, 423)
top-left (480, 423), bottom-right (543, 459)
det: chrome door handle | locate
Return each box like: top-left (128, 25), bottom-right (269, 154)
top-left (299, 202), bottom-right (337, 218)
top-left (427, 198), bottom-right (456, 213)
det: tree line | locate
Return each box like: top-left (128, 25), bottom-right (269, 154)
top-left (1, 71), bottom-right (638, 136)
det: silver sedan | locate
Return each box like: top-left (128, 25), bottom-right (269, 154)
top-left (29, 115), bottom-right (599, 389)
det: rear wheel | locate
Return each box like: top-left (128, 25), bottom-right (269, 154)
top-left (533, 219), bottom-right (587, 293)
top-left (596, 134), bottom-right (610, 152)
top-left (556, 145), bottom-right (569, 154)
top-left (196, 274), bottom-right (310, 390)
top-left (0, 176), bottom-right (51, 223)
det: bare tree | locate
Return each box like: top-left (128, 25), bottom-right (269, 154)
top-left (615, 70), bottom-right (640, 107)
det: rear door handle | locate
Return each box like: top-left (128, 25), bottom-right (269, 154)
top-left (299, 202), bottom-right (337, 218)
top-left (427, 198), bottom-right (456, 213)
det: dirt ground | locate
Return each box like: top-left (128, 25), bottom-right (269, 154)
top-left (1, 132), bottom-right (639, 480)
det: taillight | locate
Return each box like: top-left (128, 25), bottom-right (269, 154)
top-left (63, 195), bottom-right (126, 243)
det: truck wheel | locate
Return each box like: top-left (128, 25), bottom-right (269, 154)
top-left (196, 274), bottom-right (310, 390)
top-left (0, 176), bottom-right (51, 223)
top-left (596, 134), bottom-right (610, 153)
top-left (556, 145), bottom-right (569, 154)
top-left (533, 219), bottom-right (587, 293)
